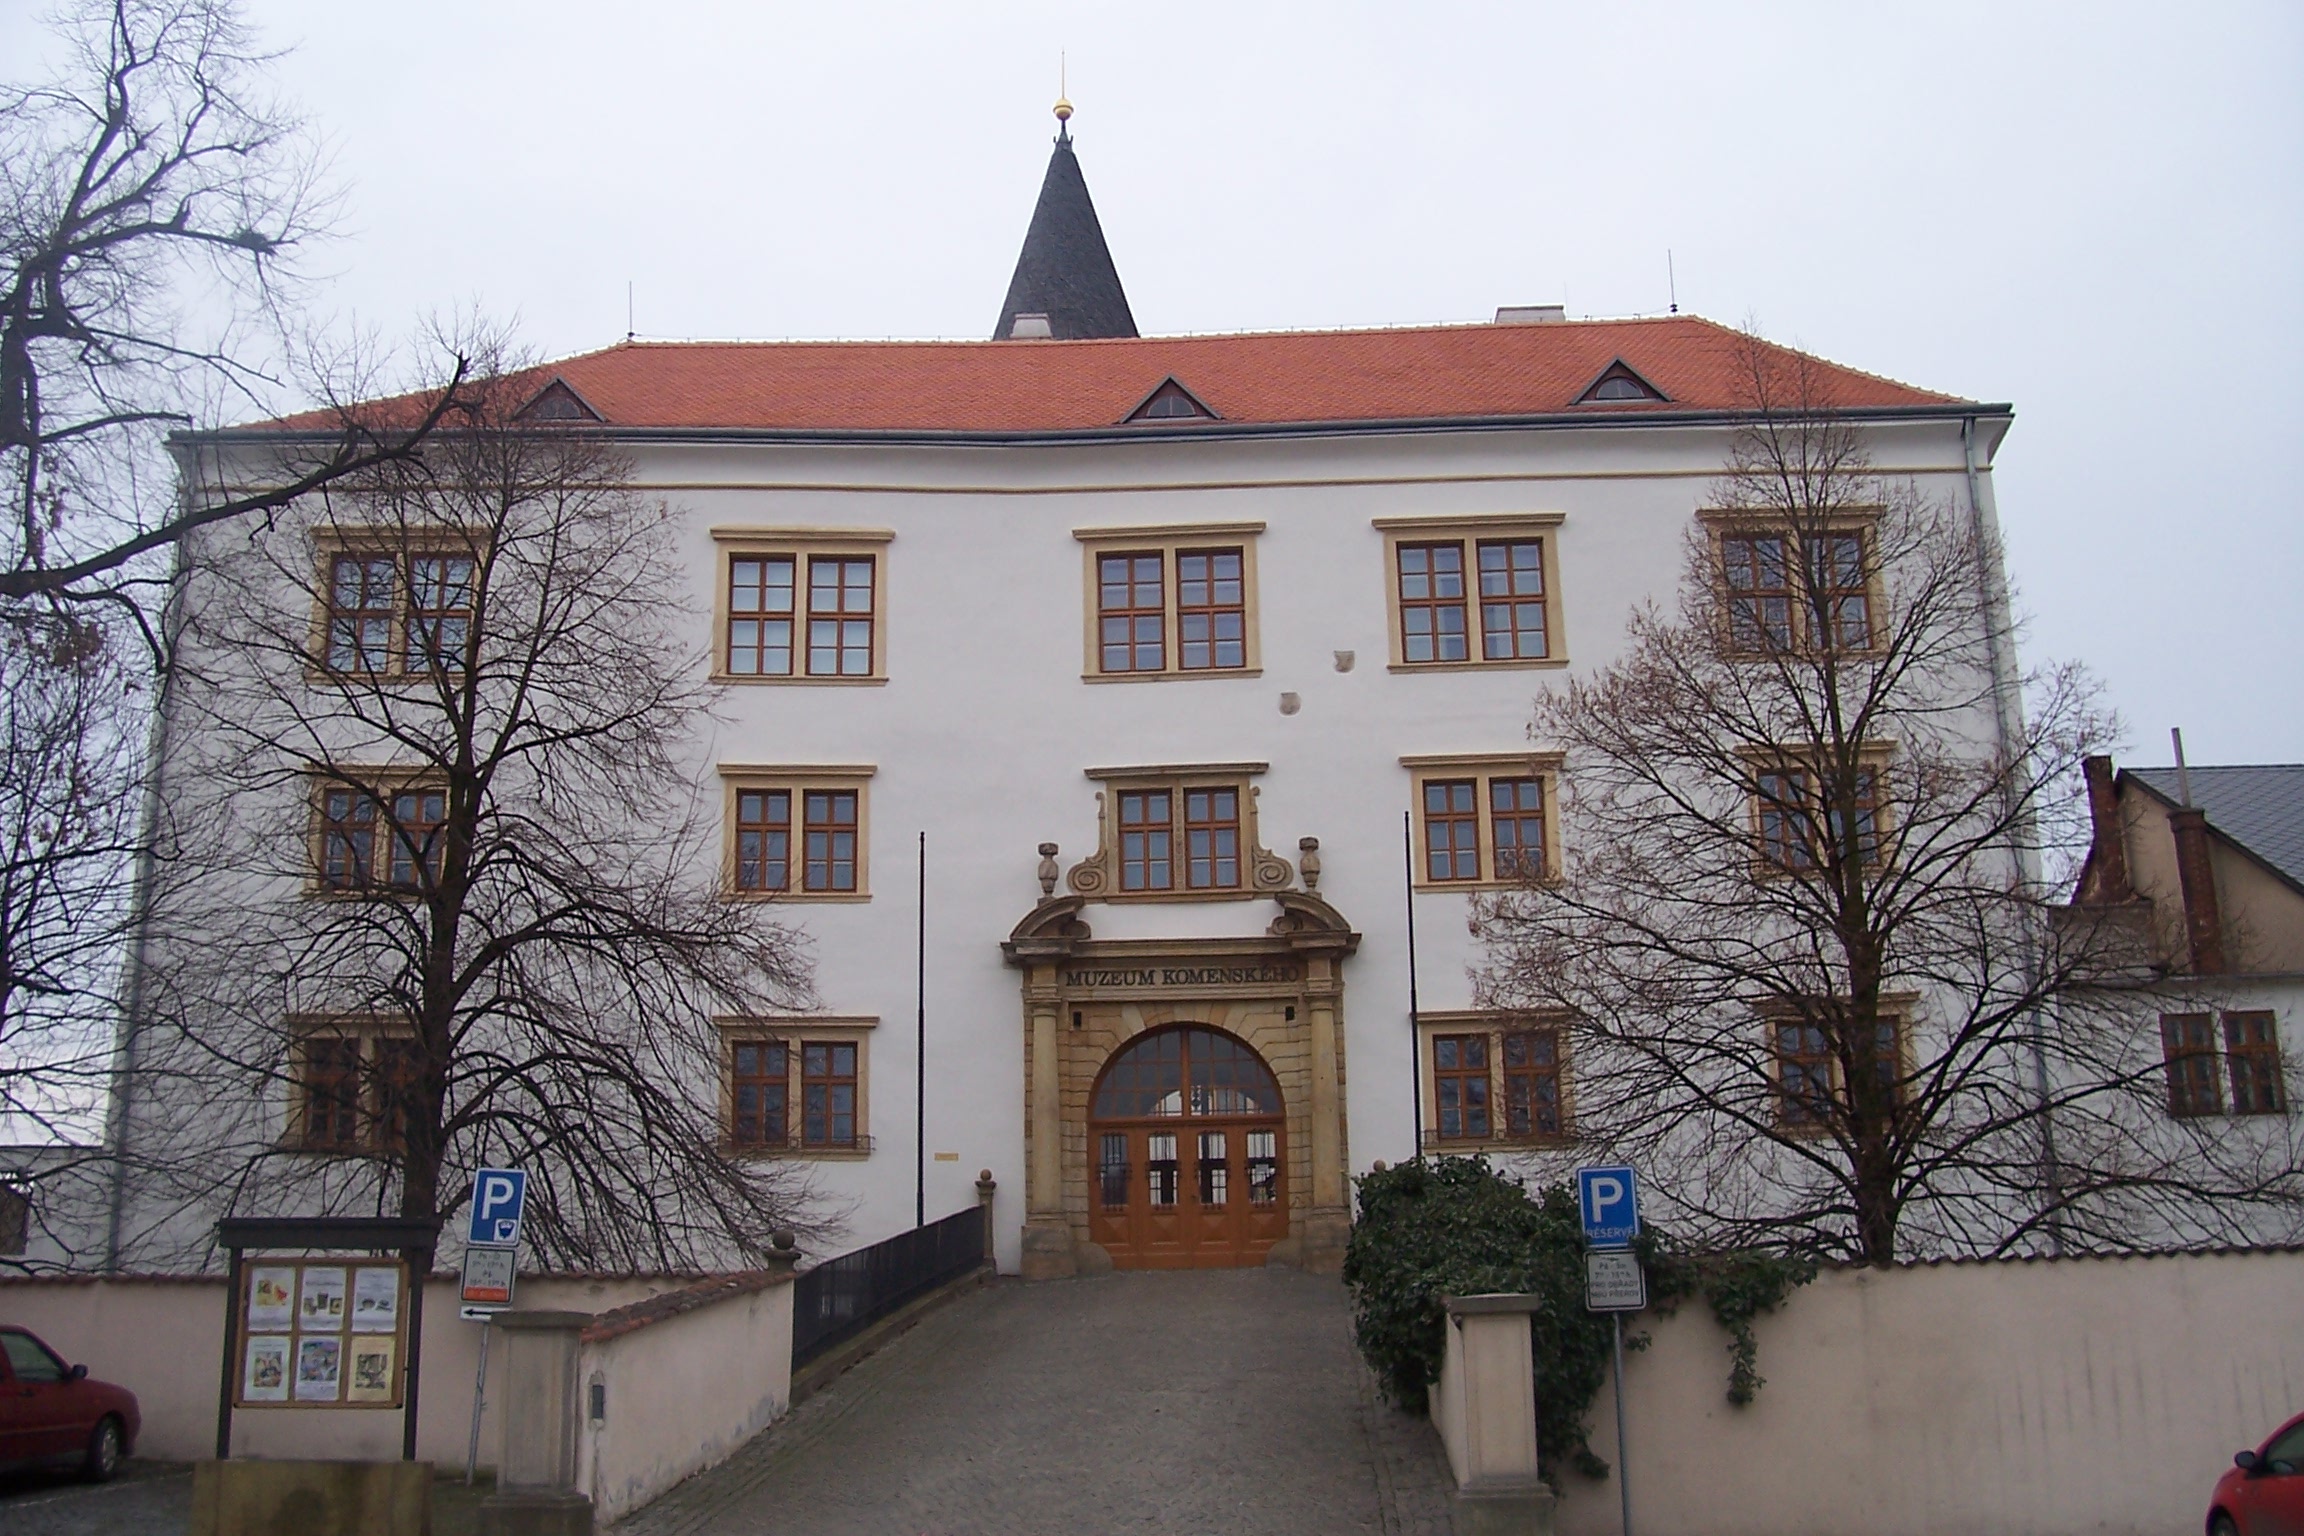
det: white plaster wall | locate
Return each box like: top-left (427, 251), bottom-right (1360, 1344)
top-left (1556, 1249), bottom-right (2304, 1536)
top-left (576, 1279), bottom-right (795, 1524)
top-left (131, 415), bottom-right (2003, 1274)
top-left (0, 1274), bottom-right (682, 1463)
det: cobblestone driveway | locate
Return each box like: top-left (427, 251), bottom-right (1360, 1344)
top-left (620, 1267), bottom-right (1455, 1536)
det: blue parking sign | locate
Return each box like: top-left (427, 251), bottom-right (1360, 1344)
top-left (1577, 1165), bottom-right (1640, 1248)
top-left (467, 1168), bottom-right (527, 1248)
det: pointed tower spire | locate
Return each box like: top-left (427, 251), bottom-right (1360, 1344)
top-left (993, 95), bottom-right (1138, 341)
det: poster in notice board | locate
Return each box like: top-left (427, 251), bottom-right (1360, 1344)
top-left (234, 1259), bottom-right (408, 1409)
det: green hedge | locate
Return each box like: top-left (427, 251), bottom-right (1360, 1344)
top-left (1341, 1156), bottom-right (1814, 1485)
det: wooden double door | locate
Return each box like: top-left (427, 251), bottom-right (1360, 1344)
top-left (1086, 1026), bottom-right (1289, 1269)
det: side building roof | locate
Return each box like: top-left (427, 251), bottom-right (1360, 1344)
top-left (2128, 765), bottom-right (2304, 895)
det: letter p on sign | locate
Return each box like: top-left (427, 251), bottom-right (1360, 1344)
top-left (467, 1167), bottom-right (528, 1248)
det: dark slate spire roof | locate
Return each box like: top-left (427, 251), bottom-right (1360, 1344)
top-left (993, 126), bottom-right (1137, 342)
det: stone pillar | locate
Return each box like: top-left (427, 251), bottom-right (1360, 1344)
top-left (1430, 1295), bottom-right (1555, 1536)
top-left (976, 1169), bottom-right (998, 1270)
top-left (1021, 971), bottom-right (1077, 1278)
top-left (480, 1310), bottom-right (594, 1536)
top-left (1300, 955), bottom-right (1351, 1274)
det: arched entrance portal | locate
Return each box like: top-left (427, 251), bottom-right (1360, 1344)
top-left (1087, 1026), bottom-right (1289, 1269)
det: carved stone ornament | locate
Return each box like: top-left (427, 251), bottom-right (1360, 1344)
top-left (1036, 842), bottom-right (1061, 899)
top-left (1298, 836), bottom-right (1322, 891)
top-left (1064, 786), bottom-right (1295, 898)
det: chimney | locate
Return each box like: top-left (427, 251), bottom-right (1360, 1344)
top-left (2077, 755), bottom-right (2133, 902)
top-left (2166, 729), bottom-right (2226, 974)
top-left (1495, 304), bottom-right (1567, 324)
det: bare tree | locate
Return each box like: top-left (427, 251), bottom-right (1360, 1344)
top-left (1476, 332), bottom-right (2300, 1264)
top-left (0, 607), bottom-right (145, 1268)
top-left (1, 0), bottom-right (466, 617)
top-left (117, 343), bottom-right (823, 1277)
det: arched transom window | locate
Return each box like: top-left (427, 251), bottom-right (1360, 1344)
top-left (1092, 1027), bottom-right (1281, 1120)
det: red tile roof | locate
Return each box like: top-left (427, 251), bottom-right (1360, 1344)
top-left (263, 315), bottom-right (1968, 437)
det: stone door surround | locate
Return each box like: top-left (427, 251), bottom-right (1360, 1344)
top-left (1004, 889), bottom-right (1359, 1278)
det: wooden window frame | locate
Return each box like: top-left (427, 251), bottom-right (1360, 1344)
top-left (1065, 762), bottom-right (1293, 903)
top-left (2160, 1012), bottom-right (2223, 1118)
top-left (306, 770), bottom-right (452, 898)
top-left (2223, 1011), bottom-right (2289, 1117)
top-left (307, 530), bottom-right (489, 680)
top-left (0, 1182), bottom-right (25, 1257)
top-left (1766, 1005), bottom-right (1914, 1134)
top-left (285, 1019), bottom-right (422, 1158)
top-left (1375, 514), bottom-right (1568, 673)
top-left (717, 1018), bottom-right (875, 1159)
top-left (710, 528), bottom-right (893, 686)
top-left (1417, 1013), bottom-right (1576, 1151)
top-left (1075, 522), bottom-right (1263, 682)
top-left (718, 765), bottom-right (875, 902)
top-left (732, 788), bottom-right (793, 895)
top-left (1743, 746), bottom-right (1893, 877)
top-left (1701, 510), bottom-right (1885, 659)
top-left (1402, 754), bottom-right (1565, 891)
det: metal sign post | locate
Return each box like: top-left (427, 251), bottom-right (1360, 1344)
top-left (1578, 1165), bottom-right (1644, 1536)
top-left (460, 1169), bottom-right (526, 1484)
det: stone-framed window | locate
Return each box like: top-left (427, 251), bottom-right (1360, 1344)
top-left (719, 765), bottom-right (875, 901)
top-left (1402, 754), bottom-right (1564, 890)
top-left (719, 1019), bottom-right (875, 1158)
top-left (711, 527), bottom-right (894, 684)
top-left (1374, 514), bottom-right (1568, 673)
top-left (1075, 521), bottom-right (1264, 681)
top-left (1417, 1013), bottom-right (1573, 1151)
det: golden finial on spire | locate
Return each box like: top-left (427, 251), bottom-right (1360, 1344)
top-left (1054, 52), bottom-right (1072, 132)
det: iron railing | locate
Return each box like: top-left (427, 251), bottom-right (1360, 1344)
top-left (791, 1203), bottom-right (986, 1368)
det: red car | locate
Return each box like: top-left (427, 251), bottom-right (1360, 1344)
top-left (0, 1326), bottom-right (139, 1480)
top-left (2211, 1410), bottom-right (2304, 1536)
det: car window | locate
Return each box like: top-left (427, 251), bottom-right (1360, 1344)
top-left (2267, 1421), bottom-right (2304, 1472)
top-left (0, 1331), bottom-right (64, 1383)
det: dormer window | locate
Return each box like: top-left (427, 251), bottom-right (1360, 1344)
top-left (516, 378), bottom-right (603, 422)
top-left (1126, 378), bottom-right (1217, 423)
top-left (1575, 360), bottom-right (1667, 405)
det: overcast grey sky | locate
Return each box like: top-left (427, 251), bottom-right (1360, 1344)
top-left (13, 1), bottom-right (2297, 762)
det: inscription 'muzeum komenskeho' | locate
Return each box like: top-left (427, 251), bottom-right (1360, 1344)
top-left (1061, 962), bottom-right (1304, 989)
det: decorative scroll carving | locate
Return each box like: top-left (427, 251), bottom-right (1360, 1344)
top-left (1065, 794), bottom-right (1113, 896)
top-left (1250, 786), bottom-right (1294, 891)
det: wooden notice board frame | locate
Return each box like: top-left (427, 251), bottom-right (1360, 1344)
top-left (211, 1215), bottom-right (443, 1462)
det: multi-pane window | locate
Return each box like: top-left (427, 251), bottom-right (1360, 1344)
top-left (1183, 788), bottom-right (1240, 889)
top-left (1092, 545), bottom-right (1252, 676)
top-left (1848, 1018), bottom-right (1904, 1108)
top-left (807, 557), bottom-right (875, 677)
top-left (1176, 550), bottom-right (1247, 670)
top-left (1408, 761), bottom-right (1558, 887)
top-left (802, 1042), bottom-right (859, 1148)
top-left (0, 1183), bottom-right (25, 1257)
top-left (1120, 791), bottom-right (1174, 891)
top-left (730, 1040), bottom-right (789, 1147)
top-left (723, 1030), bottom-right (870, 1153)
top-left (326, 556), bottom-right (398, 671)
top-left (386, 788), bottom-right (448, 890)
top-left (1755, 763), bottom-right (1882, 871)
top-left (2226, 1012), bottom-right (2289, 1115)
top-left (292, 1030), bottom-right (419, 1155)
top-left (1433, 1034), bottom-right (1490, 1141)
top-left (1489, 778), bottom-right (1546, 880)
top-left (313, 780), bottom-right (448, 894)
top-left (1245, 1129), bottom-right (1279, 1205)
top-left (1099, 1133), bottom-right (1130, 1209)
top-left (1720, 529), bottom-right (1872, 654)
top-left (1501, 1029), bottom-right (1563, 1139)
top-left (1146, 1132), bottom-right (1180, 1206)
top-left (2162, 1014), bottom-right (2223, 1117)
top-left (1099, 554), bottom-right (1166, 672)
top-left (1476, 540), bottom-right (1549, 660)
top-left (405, 556), bottom-right (476, 672)
top-left (1397, 544), bottom-right (1469, 664)
top-left (719, 539), bottom-right (888, 681)
top-left (803, 791), bottom-right (859, 893)
top-left (320, 550), bottom-right (479, 674)
top-left (1197, 1131), bottom-right (1229, 1206)
top-left (1775, 1022), bottom-right (1834, 1127)
top-left (727, 557), bottom-right (796, 676)
top-left (1423, 781), bottom-right (1480, 882)
top-left (734, 790), bottom-right (792, 893)
top-left (1115, 788), bottom-right (1243, 892)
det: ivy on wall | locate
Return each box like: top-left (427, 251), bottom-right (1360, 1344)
top-left (1341, 1157), bottom-right (1814, 1485)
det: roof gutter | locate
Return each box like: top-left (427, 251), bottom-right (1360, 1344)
top-left (178, 402), bottom-right (2015, 453)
